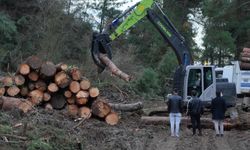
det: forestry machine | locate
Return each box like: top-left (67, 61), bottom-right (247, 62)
top-left (91, 0), bottom-right (236, 107)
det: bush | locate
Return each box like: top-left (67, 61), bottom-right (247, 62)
top-left (133, 68), bottom-right (161, 98)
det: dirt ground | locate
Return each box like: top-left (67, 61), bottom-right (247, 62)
top-left (0, 87), bottom-right (250, 150)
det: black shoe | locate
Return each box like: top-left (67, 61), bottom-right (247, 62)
top-left (220, 134), bottom-right (224, 137)
top-left (216, 134), bottom-right (220, 137)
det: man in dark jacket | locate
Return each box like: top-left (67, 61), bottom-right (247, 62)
top-left (167, 89), bottom-right (183, 137)
top-left (211, 91), bottom-right (227, 137)
top-left (187, 90), bottom-right (203, 136)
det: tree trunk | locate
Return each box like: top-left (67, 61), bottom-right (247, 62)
top-left (0, 87), bottom-right (6, 96)
top-left (64, 90), bottom-right (72, 98)
top-left (48, 83), bottom-right (59, 93)
top-left (80, 79), bottom-right (91, 90)
top-left (54, 71), bottom-right (70, 88)
top-left (105, 112), bottom-right (119, 125)
top-left (91, 100), bottom-right (111, 118)
top-left (78, 107), bottom-right (91, 119)
top-left (43, 92), bottom-right (51, 102)
top-left (7, 86), bottom-right (20, 97)
top-left (14, 75), bottom-right (25, 86)
top-left (109, 102), bottom-right (143, 112)
top-left (40, 61), bottom-right (56, 77)
top-left (50, 93), bottom-right (66, 110)
top-left (2, 76), bottom-right (14, 87)
top-left (28, 71), bottom-right (39, 81)
top-left (71, 67), bottom-right (81, 81)
top-left (29, 89), bottom-right (44, 105)
top-left (18, 64), bottom-right (30, 75)
top-left (99, 53), bottom-right (131, 82)
top-left (0, 96), bottom-right (32, 113)
top-left (35, 80), bottom-right (47, 92)
top-left (89, 87), bottom-right (99, 98)
top-left (20, 87), bottom-right (29, 97)
top-left (25, 55), bottom-right (43, 70)
top-left (69, 81), bottom-right (80, 93)
top-left (67, 104), bottom-right (78, 118)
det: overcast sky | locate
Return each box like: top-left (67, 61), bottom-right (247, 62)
top-left (118, 0), bottom-right (204, 49)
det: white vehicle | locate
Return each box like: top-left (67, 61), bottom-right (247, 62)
top-left (215, 61), bottom-right (250, 110)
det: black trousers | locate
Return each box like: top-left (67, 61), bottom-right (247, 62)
top-left (190, 114), bottom-right (201, 134)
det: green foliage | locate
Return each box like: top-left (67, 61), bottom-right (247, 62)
top-left (133, 68), bottom-right (161, 98)
top-left (27, 140), bottom-right (53, 150)
top-left (0, 124), bottom-right (12, 134)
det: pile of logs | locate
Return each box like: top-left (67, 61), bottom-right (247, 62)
top-left (0, 56), bottom-right (119, 125)
top-left (240, 47), bottom-right (250, 70)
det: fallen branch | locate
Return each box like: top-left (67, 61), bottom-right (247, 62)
top-left (0, 134), bottom-right (28, 140)
top-left (109, 102), bottom-right (143, 112)
top-left (99, 53), bottom-right (131, 82)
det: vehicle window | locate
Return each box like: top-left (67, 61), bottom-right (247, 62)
top-left (204, 67), bottom-right (213, 89)
top-left (188, 69), bottom-right (202, 97)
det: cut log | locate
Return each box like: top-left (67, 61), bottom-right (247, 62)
top-left (89, 87), bottom-right (99, 98)
top-left (29, 90), bottom-right (43, 105)
top-left (50, 93), bottom-right (66, 110)
top-left (67, 96), bottom-right (76, 104)
top-left (25, 55), bottom-right (43, 70)
top-left (91, 100), bottom-right (111, 118)
top-left (18, 64), bottom-right (30, 75)
top-left (69, 81), bottom-right (80, 93)
top-left (80, 79), bottom-right (91, 90)
top-left (48, 83), bottom-right (59, 93)
top-left (2, 76), bottom-right (13, 87)
top-left (35, 80), bottom-right (47, 92)
top-left (20, 87), bottom-right (29, 97)
top-left (105, 112), bottom-right (119, 125)
top-left (14, 75), bottom-right (25, 86)
top-left (64, 90), bottom-right (72, 98)
top-left (67, 104), bottom-right (78, 118)
top-left (18, 100), bottom-right (33, 113)
top-left (7, 86), bottom-right (20, 97)
top-left (45, 103), bottom-right (53, 111)
top-left (28, 71), bottom-right (39, 81)
top-left (0, 96), bottom-right (32, 113)
top-left (99, 53), bottom-right (131, 82)
top-left (28, 82), bottom-right (35, 91)
top-left (78, 107), bottom-right (91, 119)
top-left (56, 63), bottom-right (68, 72)
top-left (0, 87), bottom-right (6, 96)
top-left (54, 71), bottom-right (70, 88)
top-left (109, 102), bottom-right (143, 112)
top-left (76, 91), bottom-right (89, 99)
top-left (70, 67), bottom-right (81, 81)
top-left (40, 61), bottom-right (56, 77)
top-left (76, 98), bottom-right (88, 105)
top-left (43, 92), bottom-right (51, 102)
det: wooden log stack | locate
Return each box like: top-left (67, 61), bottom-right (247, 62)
top-left (240, 47), bottom-right (250, 70)
top-left (0, 55), bottom-right (119, 125)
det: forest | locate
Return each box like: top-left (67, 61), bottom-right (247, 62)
top-left (0, 0), bottom-right (250, 98)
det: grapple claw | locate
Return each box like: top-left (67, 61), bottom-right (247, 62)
top-left (91, 33), bottom-right (112, 73)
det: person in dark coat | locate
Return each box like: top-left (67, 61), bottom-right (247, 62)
top-left (211, 91), bottom-right (227, 137)
top-left (187, 90), bottom-right (203, 136)
top-left (167, 88), bottom-right (183, 137)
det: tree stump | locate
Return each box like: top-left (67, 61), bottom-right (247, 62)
top-left (7, 86), bottom-right (20, 97)
top-left (48, 83), bottom-right (59, 93)
top-left (80, 79), bottom-right (91, 90)
top-left (89, 87), bottom-right (99, 98)
top-left (18, 64), bottom-right (30, 75)
top-left (29, 90), bottom-right (43, 105)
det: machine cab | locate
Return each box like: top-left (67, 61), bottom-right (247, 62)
top-left (183, 65), bottom-right (216, 106)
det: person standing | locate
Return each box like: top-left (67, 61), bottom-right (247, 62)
top-left (187, 90), bottom-right (203, 136)
top-left (167, 89), bottom-right (183, 137)
top-left (211, 91), bottom-right (227, 137)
